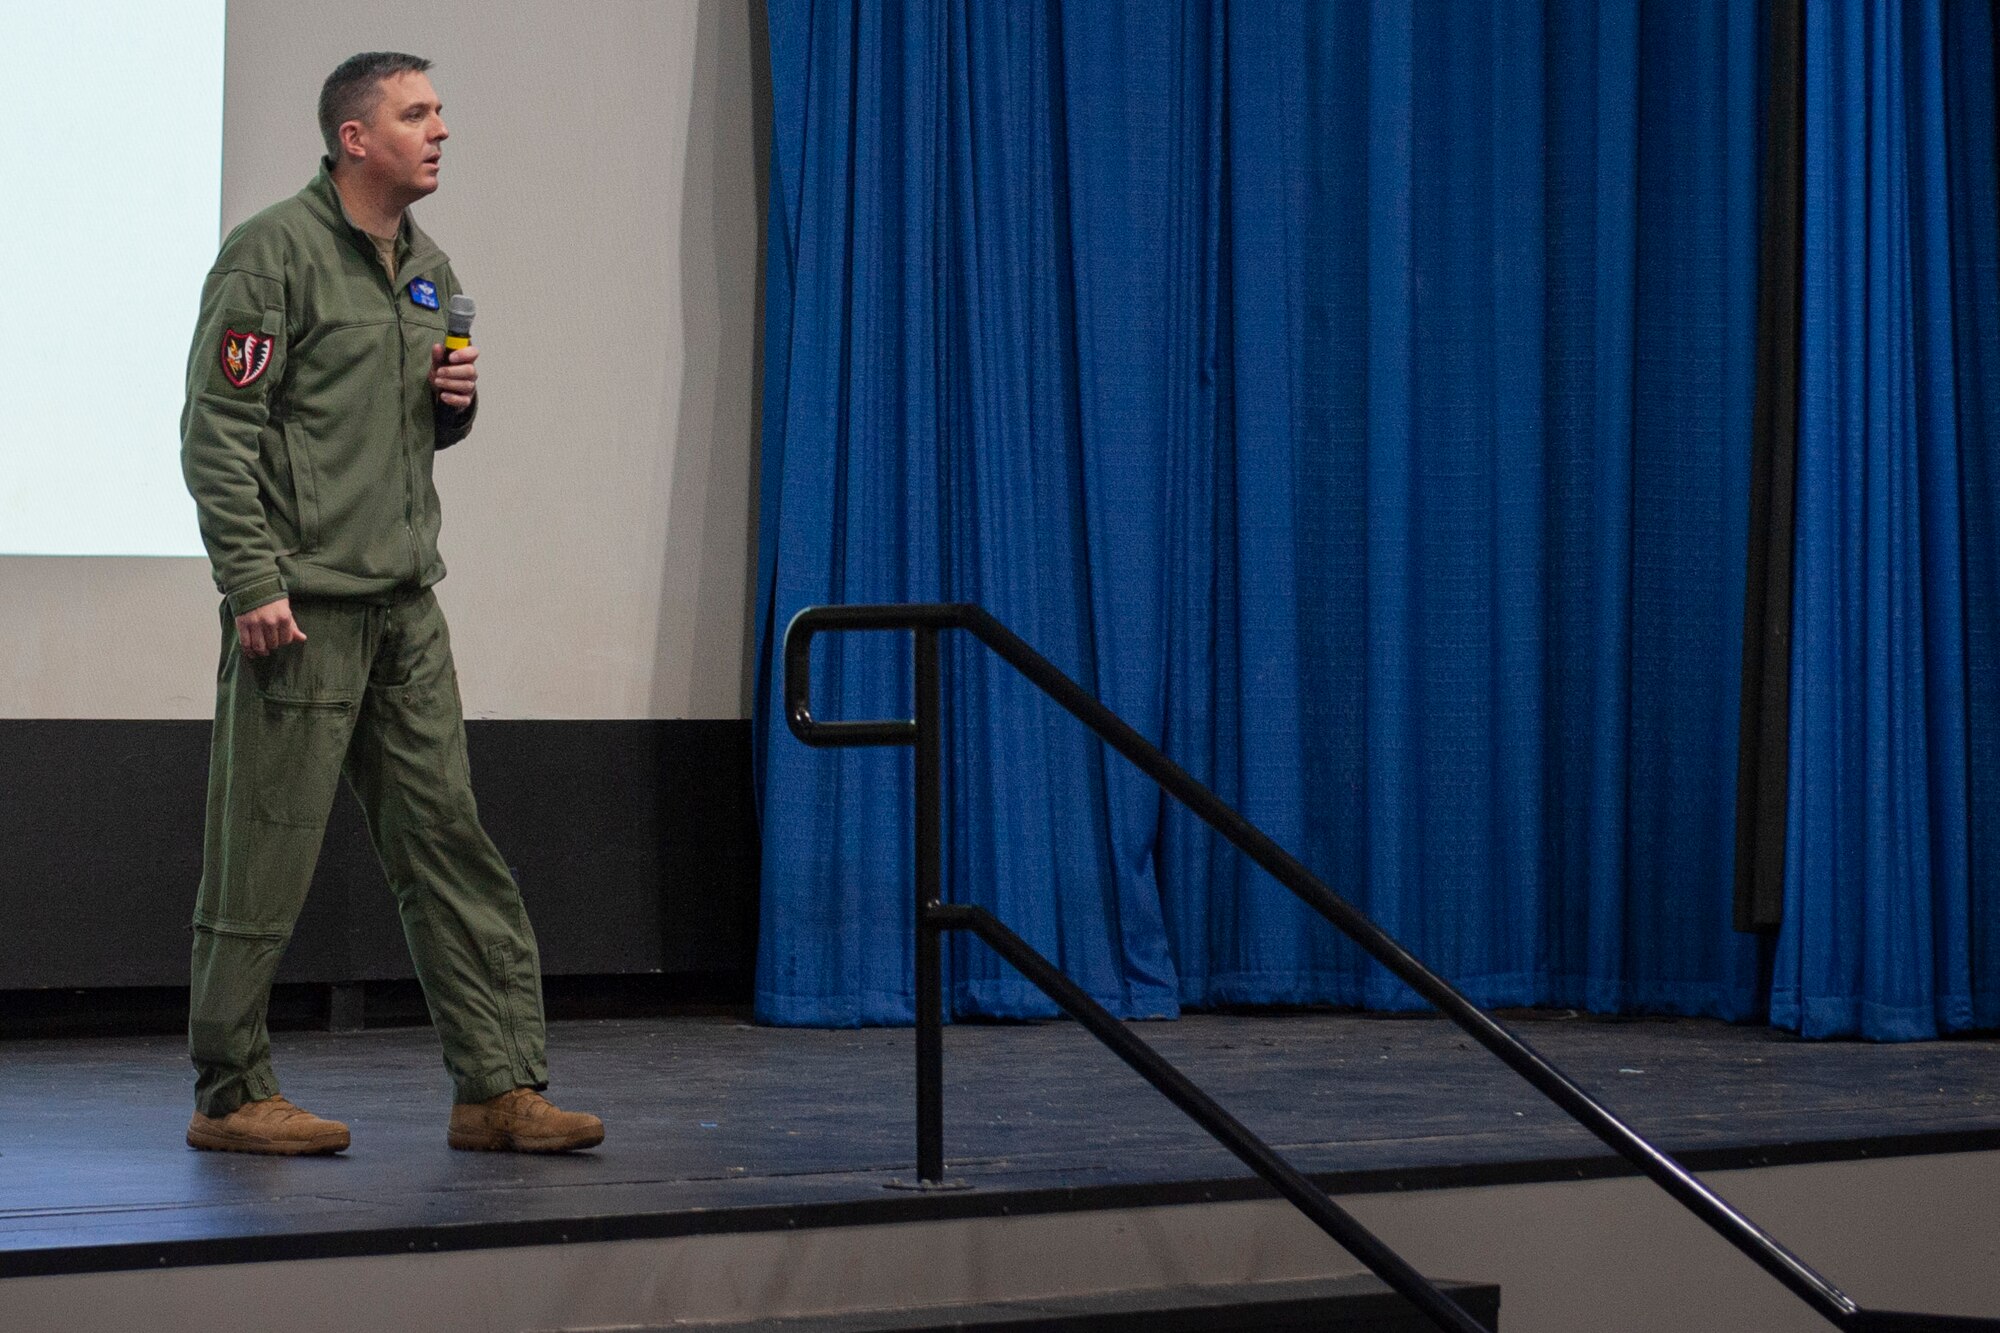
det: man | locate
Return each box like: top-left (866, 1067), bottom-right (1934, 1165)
top-left (179, 52), bottom-right (601, 1155)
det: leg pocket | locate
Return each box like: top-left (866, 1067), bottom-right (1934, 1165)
top-left (359, 671), bottom-right (478, 830)
top-left (350, 592), bottom-right (478, 832)
top-left (239, 600), bottom-right (364, 827)
top-left (250, 696), bottom-right (356, 827)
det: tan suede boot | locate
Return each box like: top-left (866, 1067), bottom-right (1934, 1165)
top-left (187, 1095), bottom-right (350, 1156)
top-left (448, 1088), bottom-right (604, 1153)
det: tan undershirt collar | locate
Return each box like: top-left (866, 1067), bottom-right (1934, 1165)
top-left (331, 188), bottom-right (405, 283)
top-left (366, 231), bottom-right (399, 282)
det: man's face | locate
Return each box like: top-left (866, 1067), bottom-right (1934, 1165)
top-left (346, 71), bottom-right (448, 201)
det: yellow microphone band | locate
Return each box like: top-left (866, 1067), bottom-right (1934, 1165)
top-left (445, 334), bottom-right (471, 351)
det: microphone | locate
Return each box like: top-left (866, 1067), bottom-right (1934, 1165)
top-left (445, 295), bottom-right (475, 352)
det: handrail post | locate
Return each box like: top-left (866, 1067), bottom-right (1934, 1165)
top-left (913, 626), bottom-right (946, 1185)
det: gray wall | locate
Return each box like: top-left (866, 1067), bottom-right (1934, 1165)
top-left (0, 0), bottom-right (766, 721)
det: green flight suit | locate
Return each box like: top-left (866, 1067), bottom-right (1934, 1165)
top-left (180, 162), bottom-right (547, 1116)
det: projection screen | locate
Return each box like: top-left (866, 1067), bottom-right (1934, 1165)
top-left (0, 2), bottom-right (224, 558)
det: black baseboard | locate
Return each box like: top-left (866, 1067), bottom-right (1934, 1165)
top-left (0, 718), bottom-right (758, 997)
top-left (0, 974), bottom-right (750, 1040)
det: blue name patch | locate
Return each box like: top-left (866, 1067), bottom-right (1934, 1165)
top-left (409, 279), bottom-right (439, 310)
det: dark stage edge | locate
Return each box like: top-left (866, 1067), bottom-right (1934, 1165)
top-left (1, 1011), bottom-right (1995, 1280)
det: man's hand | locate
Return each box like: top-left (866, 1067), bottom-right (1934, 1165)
top-left (236, 597), bottom-right (307, 659)
top-left (430, 343), bottom-right (478, 410)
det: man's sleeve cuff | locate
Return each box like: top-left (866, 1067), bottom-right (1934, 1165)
top-left (225, 575), bottom-right (288, 618)
top-left (435, 393), bottom-right (477, 449)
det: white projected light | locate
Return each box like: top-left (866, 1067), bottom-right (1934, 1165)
top-left (0, 3), bottom-right (225, 557)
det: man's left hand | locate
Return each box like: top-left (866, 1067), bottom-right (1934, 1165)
top-left (430, 343), bottom-right (478, 409)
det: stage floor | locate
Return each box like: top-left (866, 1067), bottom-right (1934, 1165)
top-left (3, 1010), bottom-right (1996, 1277)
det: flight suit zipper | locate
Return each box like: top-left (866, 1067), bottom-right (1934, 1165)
top-left (382, 250), bottom-right (423, 583)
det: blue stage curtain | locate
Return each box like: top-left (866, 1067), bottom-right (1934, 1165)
top-left (1775, 0), bottom-right (2000, 1040)
top-left (753, 1), bottom-right (1763, 1026)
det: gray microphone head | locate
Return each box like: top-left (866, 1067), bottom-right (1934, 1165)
top-left (447, 294), bottom-right (475, 338)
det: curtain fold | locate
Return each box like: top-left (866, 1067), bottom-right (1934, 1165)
top-left (1775, 0), bottom-right (2000, 1039)
top-left (1734, 0), bottom-right (1804, 933)
top-left (752, 0), bottom-right (1762, 1027)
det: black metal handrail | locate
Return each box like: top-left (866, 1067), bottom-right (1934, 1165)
top-left (783, 601), bottom-right (1999, 1333)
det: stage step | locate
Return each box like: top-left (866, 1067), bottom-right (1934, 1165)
top-left (656, 1274), bottom-right (1501, 1332)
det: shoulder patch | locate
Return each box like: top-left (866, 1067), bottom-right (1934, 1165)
top-left (409, 278), bottom-right (439, 309)
top-left (219, 329), bottom-right (274, 389)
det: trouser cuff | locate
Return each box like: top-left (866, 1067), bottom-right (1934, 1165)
top-left (453, 1067), bottom-right (546, 1106)
top-left (194, 1062), bottom-right (280, 1118)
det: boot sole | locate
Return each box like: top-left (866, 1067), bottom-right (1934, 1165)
top-left (447, 1126), bottom-right (604, 1153)
top-left (187, 1125), bottom-right (349, 1156)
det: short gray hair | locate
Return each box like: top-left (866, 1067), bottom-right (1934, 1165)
top-left (318, 52), bottom-right (433, 159)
